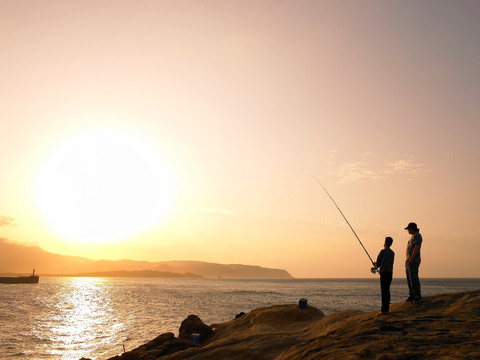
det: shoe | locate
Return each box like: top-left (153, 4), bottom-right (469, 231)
top-left (377, 312), bottom-right (389, 317)
top-left (414, 298), bottom-right (423, 304)
top-left (406, 297), bottom-right (414, 302)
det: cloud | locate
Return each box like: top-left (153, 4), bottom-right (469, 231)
top-left (384, 159), bottom-right (428, 179)
top-left (0, 216), bottom-right (16, 227)
top-left (331, 152), bottom-right (381, 183)
top-left (324, 149), bottom-right (338, 166)
top-left (334, 161), bottom-right (381, 183)
top-left (330, 153), bottom-right (428, 183)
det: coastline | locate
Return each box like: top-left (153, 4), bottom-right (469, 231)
top-left (83, 289), bottom-right (480, 360)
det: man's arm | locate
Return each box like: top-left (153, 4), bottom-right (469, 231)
top-left (374, 251), bottom-right (383, 270)
top-left (408, 244), bottom-right (420, 265)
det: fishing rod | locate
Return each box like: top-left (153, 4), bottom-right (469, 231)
top-left (313, 176), bottom-right (376, 267)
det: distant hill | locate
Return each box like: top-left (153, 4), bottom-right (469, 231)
top-left (152, 260), bottom-right (293, 279)
top-left (0, 238), bottom-right (293, 279)
top-left (69, 270), bottom-right (203, 278)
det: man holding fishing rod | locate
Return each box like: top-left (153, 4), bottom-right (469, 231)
top-left (405, 222), bottom-right (423, 304)
top-left (371, 237), bottom-right (395, 315)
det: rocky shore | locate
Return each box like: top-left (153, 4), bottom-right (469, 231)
top-left (82, 290), bottom-right (480, 360)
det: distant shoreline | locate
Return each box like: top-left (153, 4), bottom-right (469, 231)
top-left (2, 272), bottom-right (479, 280)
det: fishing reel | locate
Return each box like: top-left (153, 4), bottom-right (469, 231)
top-left (370, 266), bottom-right (378, 274)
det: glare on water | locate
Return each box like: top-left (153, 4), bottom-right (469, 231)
top-left (29, 278), bottom-right (127, 360)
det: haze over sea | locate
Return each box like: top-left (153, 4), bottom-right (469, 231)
top-left (1, 278), bottom-right (479, 360)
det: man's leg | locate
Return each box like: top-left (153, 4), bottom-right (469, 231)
top-left (411, 265), bottom-right (422, 302)
top-left (406, 266), bottom-right (414, 301)
top-left (380, 272), bottom-right (392, 312)
top-left (407, 263), bottom-right (422, 302)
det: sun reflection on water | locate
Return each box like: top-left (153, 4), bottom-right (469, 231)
top-left (31, 277), bottom-right (127, 360)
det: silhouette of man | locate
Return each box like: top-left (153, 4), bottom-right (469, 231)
top-left (372, 237), bottom-right (395, 315)
top-left (405, 222), bottom-right (423, 304)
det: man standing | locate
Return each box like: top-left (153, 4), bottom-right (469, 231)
top-left (372, 236), bottom-right (395, 315)
top-left (405, 222), bottom-right (423, 304)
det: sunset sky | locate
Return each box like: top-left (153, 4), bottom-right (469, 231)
top-left (1, 0), bottom-right (479, 278)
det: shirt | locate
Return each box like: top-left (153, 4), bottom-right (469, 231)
top-left (406, 232), bottom-right (422, 264)
top-left (376, 247), bottom-right (395, 273)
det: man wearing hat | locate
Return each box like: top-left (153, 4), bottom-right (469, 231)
top-left (405, 222), bottom-right (423, 304)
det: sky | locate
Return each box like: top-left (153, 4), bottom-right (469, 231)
top-left (1, 0), bottom-right (479, 278)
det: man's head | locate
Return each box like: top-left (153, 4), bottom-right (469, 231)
top-left (405, 222), bottom-right (419, 234)
top-left (385, 236), bottom-right (393, 247)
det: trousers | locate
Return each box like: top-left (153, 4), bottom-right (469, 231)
top-left (406, 262), bottom-right (422, 300)
top-left (380, 271), bottom-right (393, 313)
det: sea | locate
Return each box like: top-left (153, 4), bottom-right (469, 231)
top-left (1, 277), bottom-right (479, 360)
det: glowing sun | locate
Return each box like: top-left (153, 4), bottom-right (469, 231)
top-left (34, 129), bottom-right (176, 243)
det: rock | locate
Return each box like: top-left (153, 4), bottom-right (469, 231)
top-left (137, 339), bottom-right (192, 359)
top-left (145, 332), bottom-right (174, 348)
top-left (178, 315), bottom-right (213, 343)
top-left (102, 290), bottom-right (480, 360)
top-left (235, 311), bottom-right (245, 319)
top-left (105, 332), bottom-right (190, 360)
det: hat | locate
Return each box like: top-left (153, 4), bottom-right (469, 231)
top-left (404, 222), bottom-right (419, 231)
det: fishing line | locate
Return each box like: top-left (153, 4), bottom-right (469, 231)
top-left (313, 176), bottom-right (375, 266)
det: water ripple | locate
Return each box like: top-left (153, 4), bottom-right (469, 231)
top-left (1, 277), bottom-right (479, 359)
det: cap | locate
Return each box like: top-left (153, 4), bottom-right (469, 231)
top-left (404, 222), bottom-right (419, 231)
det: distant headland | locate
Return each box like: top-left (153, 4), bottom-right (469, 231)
top-left (0, 238), bottom-right (292, 279)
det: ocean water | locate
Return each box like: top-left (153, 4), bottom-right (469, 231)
top-left (1, 277), bottom-right (479, 360)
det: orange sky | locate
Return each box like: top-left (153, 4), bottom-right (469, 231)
top-left (1, 0), bottom-right (479, 277)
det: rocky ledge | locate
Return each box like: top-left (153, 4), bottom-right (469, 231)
top-left (82, 290), bottom-right (480, 360)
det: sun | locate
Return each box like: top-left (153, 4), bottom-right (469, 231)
top-left (34, 129), bottom-right (176, 243)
